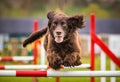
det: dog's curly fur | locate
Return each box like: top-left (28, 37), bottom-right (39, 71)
top-left (23, 11), bottom-right (85, 69)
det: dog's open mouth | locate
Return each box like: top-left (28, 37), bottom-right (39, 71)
top-left (55, 36), bottom-right (64, 43)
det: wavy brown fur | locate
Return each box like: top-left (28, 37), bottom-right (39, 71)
top-left (23, 27), bottom-right (48, 47)
top-left (23, 11), bottom-right (85, 69)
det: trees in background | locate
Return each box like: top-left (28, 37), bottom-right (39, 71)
top-left (0, 0), bottom-right (120, 18)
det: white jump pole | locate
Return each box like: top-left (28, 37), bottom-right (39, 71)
top-left (0, 56), bottom-right (34, 61)
top-left (40, 41), bottom-right (46, 65)
top-left (100, 50), bottom-right (106, 82)
top-left (0, 70), bottom-right (120, 77)
top-left (110, 61), bottom-right (116, 82)
top-left (0, 64), bottom-right (90, 70)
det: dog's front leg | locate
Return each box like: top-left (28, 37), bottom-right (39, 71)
top-left (47, 51), bottom-right (63, 69)
top-left (63, 52), bottom-right (82, 67)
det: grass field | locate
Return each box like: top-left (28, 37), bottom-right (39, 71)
top-left (0, 56), bottom-right (120, 82)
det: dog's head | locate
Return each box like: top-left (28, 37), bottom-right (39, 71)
top-left (47, 11), bottom-right (85, 43)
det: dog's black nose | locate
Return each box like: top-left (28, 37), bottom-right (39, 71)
top-left (56, 32), bottom-right (61, 35)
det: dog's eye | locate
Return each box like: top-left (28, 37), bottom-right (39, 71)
top-left (63, 23), bottom-right (67, 27)
top-left (52, 21), bottom-right (57, 26)
top-left (62, 23), bottom-right (67, 28)
top-left (61, 22), bottom-right (67, 27)
top-left (52, 23), bottom-right (56, 26)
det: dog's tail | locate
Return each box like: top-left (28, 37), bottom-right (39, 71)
top-left (23, 27), bottom-right (48, 47)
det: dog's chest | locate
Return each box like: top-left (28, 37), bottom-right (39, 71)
top-left (53, 42), bottom-right (75, 56)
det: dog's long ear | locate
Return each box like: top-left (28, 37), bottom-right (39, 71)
top-left (68, 14), bottom-right (85, 29)
top-left (47, 11), bottom-right (56, 20)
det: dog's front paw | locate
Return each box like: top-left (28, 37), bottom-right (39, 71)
top-left (47, 55), bottom-right (63, 70)
top-left (63, 54), bottom-right (82, 67)
top-left (63, 56), bottom-right (74, 67)
top-left (74, 56), bottom-right (82, 66)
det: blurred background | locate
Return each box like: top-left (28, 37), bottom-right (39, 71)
top-left (0, 0), bottom-right (120, 82)
top-left (0, 0), bottom-right (120, 18)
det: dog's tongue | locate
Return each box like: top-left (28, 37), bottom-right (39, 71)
top-left (55, 36), bottom-right (63, 43)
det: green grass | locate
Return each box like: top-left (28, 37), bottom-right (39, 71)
top-left (0, 56), bottom-right (120, 82)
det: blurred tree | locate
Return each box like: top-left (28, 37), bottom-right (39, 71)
top-left (0, 0), bottom-right (119, 18)
top-left (109, 0), bottom-right (120, 17)
top-left (73, 0), bottom-right (88, 6)
top-left (94, 0), bottom-right (120, 17)
top-left (0, 0), bottom-right (12, 17)
top-left (83, 3), bottom-right (110, 18)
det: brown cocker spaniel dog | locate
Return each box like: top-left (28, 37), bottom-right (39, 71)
top-left (23, 11), bottom-right (85, 69)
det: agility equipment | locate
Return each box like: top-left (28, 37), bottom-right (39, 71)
top-left (0, 64), bottom-right (90, 70)
top-left (0, 70), bottom-right (120, 77)
top-left (0, 56), bottom-right (33, 61)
